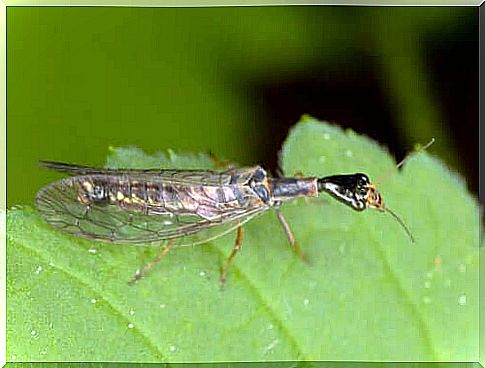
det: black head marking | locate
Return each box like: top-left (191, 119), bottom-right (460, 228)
top-left (317, 173), bottom-right (371, 211)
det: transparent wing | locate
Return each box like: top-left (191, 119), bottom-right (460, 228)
top-left (39, 160), bottom-right (257, 186)
top-left (168, 208), bottom-right (267, 247)
top-left (35, 176), bottom-right (269, 246)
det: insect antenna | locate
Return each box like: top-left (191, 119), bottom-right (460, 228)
top-left (382, 205), bottom-right (415, 243)
top-left (369, 138), bottom-right (435, 243)
top-left (374, 138), bottom-right (436, 186)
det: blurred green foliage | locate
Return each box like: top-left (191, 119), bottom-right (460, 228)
top-left (7, 7), bottom-right (476, 206)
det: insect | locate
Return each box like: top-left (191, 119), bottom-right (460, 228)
top-left (35, 139), bottom-right (434, 286)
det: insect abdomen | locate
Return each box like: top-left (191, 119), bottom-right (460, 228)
top-left (76, 176), bottom-right (259, 220)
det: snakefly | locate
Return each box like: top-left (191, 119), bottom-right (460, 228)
top-left (35, 139), bottom-right (434, 286)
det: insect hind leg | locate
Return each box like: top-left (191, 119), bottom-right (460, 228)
top-left (220, 224), bottom-right (244, 288)
top-left (128, 240), bottom-right (176, 286)
top-left (207, 150), bottom-right (235, 170)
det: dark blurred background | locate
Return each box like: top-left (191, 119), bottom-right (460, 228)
top-left (7, 7), bottom-right (478, 206)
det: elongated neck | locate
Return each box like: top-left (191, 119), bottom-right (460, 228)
top-left (269, 177), bottom-right (318, 201)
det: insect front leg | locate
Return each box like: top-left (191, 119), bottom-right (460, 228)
top-left (220, 224), bottom-right (244, 288)
top-left (274, 206), bottom-right (309, 264)
top-left (128, 240), bottom-right (176, 286)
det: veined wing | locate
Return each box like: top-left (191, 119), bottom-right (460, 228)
top-left (164, 207), bottom-right (267, 248)
top-left (35, 176), bottom-right (269, 245)
top-left (39, 160), bottom-right (258, 186)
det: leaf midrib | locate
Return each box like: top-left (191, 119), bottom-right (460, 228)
top-left (202, 240), bottom-right (307, 360)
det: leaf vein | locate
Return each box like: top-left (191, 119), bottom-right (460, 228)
top-left (10, 238), bottom-right (167, 362)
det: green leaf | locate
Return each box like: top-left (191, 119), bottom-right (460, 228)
top-left (7, 118), bottom-right (479, 362)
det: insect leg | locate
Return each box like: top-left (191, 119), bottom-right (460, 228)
top-left (220, 224), bottom-right (244, 288)
top-left (274, 207), bottom-right (308, 263)
top-left (207, 150), bottom-right (235, 169)
top-left (128, 240), bottom-right (176, 286)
